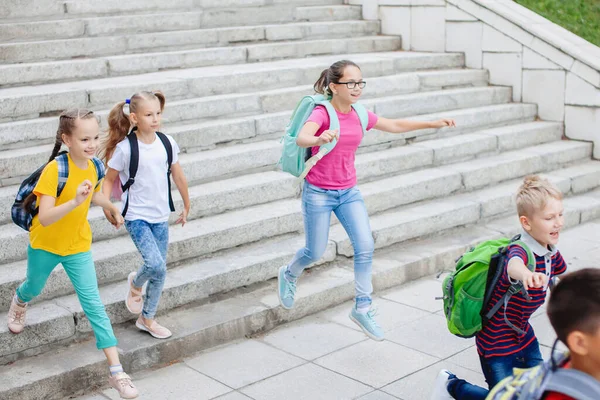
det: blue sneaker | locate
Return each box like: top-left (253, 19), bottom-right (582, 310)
top-left (349, 307), bottom-right (384, 341)
top-left (277, 266), bottom-right (296, 310)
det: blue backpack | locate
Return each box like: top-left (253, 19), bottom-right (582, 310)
top-left (11, 152), bottom-right (105, 231)
top-left (279, 94), bottom-right (369, 179)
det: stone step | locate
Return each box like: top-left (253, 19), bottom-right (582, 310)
top-left (0, 84), bottom-right (505, 181)
top-left (0, 5), bottom-right (361, 43)
top-left (1, 114), bottom-right (557, 265)
top-left (0, 103), bottom-right (539, 224)
top-left (0, 136), bottom-right (593, 311)
top-left (0, 19), bottom-right (380, 64)
top-left (0, 51), bottom-right (463, 122)
top-left (0, 101), bottom-right (537, 191)
top-left (0, 195), bottom-right (597, 400)
top-left (1, 0), bottom-right (342, 20)
top-left (0, 36), bottom-right (401, 88)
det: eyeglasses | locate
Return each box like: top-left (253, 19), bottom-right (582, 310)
top-left (335, 81), bottom-right (367, 89)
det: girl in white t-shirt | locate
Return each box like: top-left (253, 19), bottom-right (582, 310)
top-left (101, 91), bottom-right (190, 339)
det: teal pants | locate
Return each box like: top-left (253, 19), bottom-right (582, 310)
top-left (16, 246), bottom-right (118, 349)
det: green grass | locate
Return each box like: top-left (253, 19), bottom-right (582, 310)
top-left (514, 0), bottom-right (600, 47)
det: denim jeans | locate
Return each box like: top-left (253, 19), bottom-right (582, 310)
top-left (17, 246), bottom-right (117, 349)
top-left (125, 220), bottom-right (169, 319)
top-left (448, 338), bottom-right (544, 399)
top-left (286, 182), bottom-right (374, 308)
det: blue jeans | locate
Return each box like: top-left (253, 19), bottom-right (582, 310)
top-left (449, 338), bottom-right (544, 399)
top-left (286, 182), bottom-right (374, 308)
top-left (125, 220), bottom-right (169, 319)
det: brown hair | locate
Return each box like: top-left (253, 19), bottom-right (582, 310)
top-left (23, 108), bottom-right (99, 211)
top-left (313, 60), bottom-right (360, 98)
top-left (516, 175), bottom-right (563, 217)
top-left (547, 268), bottom-right (600, 345)
top-left (100, 91), bottom-right (166, 162)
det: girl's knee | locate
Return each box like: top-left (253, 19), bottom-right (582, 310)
top-left (302, 246), bottom-right (326, 264)
top-left (354, 239), bottom-right (374, 259)
top-left (148, 259), bottom-right (167, 280)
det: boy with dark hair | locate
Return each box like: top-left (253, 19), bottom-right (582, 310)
top-left (542, 268), bottom-right (600, 399)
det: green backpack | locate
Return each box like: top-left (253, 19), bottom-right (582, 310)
top-left (278, 94), bottom-right (368, 179)
top-left (487, 346), bottom-right (600, 399)
top-left (441, 235), bottom-right (536, 338)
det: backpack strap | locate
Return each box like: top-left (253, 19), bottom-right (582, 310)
top-left (351, 103), bottom-right (369, 136)
top-left (156, 132), bottom-right (176, 213)
top-left (91, 157), bottom-right (105, 190)
top-left (121, 130), bottom-right (139, 217)
top-left (543, 369), bottom-right (600, 400)
top-left (297, 99), bottom-right (340, 181)
top-left (55, 152), bottom-right (70, 198)
top-left (484, 237), bottom-right (536, 335)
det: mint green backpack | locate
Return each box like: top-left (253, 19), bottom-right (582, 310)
top-left (279, 94), bottom-right (368, 179)
top-left (441, 235), bottom-right (536, 338)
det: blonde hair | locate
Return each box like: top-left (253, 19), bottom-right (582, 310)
top-left (516, 175), bottom-right (563, 217)
top-left (100, 91), bottom-right (166, 162)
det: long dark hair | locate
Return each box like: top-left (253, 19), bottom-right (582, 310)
top-left (313, 60), bottom-right (360, 98)
top-left (22, 108), bottom-right (99, 211)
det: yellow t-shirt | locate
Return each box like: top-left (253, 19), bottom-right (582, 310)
top-left (29, 155), bottom-right (102, 256)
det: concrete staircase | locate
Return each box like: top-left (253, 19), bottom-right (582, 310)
top-left (1, 1), bottom-right (600, 399)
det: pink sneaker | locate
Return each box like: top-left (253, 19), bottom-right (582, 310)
top-left (108, 372), bottom-right (138, 399)
top-left (135, 315), bottom-right (172, 339)
top-left (7, 296), bottom-right (27, 334)
top-left (125, 272), bottom-right (143, 315)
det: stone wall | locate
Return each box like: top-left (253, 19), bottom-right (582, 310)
top-left (348, 0), bottom-right (600, 159)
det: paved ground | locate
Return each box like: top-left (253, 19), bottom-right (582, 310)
top-left (75, 220), bottom-right (600, 400)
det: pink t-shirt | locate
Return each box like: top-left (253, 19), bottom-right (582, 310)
top-left (305, 105), bottom-right (378, 190)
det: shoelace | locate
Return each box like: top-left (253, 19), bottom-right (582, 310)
top-left (365, 308), bottom-right (381, 330)
top-left (9, 308), bottom-right (25, 324)
top-left (116, 374), bottom-right (134, 388)
top-left (284, 280), bottom-right (297, 299)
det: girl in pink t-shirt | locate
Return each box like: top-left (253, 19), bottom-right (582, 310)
top-left (277, 60), bottom-right (455, 341)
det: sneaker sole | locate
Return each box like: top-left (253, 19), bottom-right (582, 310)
top-left (8, 326), bottom-right (23, 334)
top-left (277, 266), bottom-right (293, 310)
top-left (126, 272), bottom-right (143, 315)
top-left (349, 313), bottom-right (384, 342)
top-left (135, 320), bottom-right (172, 339)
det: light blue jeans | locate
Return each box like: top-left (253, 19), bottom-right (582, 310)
top-left (286, 182), bottom-right (375, 308)
top-left (125, 220), bottom-right (169, 319)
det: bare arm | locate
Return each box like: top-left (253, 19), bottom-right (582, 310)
top-left (296, 121), bottom-right (338, 148)
top-left (37, 195), bottom-right (78, 227)
top-left (373, 117), bottom-right (456, 134)
top-left (37, 180), bottom-right (92, 227)
top-left (507, 257), bottom-right (547, 290)
top-left (171, 162), bottom-right (190, 226)
top-left (92, 190), bottom-right (120, 215)
top-left (101, 168), bottom-right (122, 228)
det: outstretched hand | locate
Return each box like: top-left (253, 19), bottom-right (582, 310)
top-left (432, 119), bottom-right (456, 129)
top-left (522, 271), bottom-right (548, 291)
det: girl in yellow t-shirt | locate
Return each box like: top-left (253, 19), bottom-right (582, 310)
top-left (6, 109), bottom-right (138, 399)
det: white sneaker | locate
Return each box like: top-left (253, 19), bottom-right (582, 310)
top-left (430, 369), bottom-right (455, 400)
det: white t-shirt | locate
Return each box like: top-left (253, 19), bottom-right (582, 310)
top-left (108, 133), bottom-right (180, 223)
